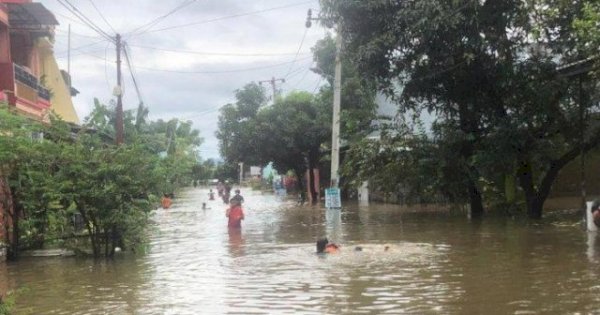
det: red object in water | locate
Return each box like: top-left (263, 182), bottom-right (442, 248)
top-left (227, 205), bottom-right (244, 228)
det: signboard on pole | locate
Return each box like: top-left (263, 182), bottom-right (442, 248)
top-left (325, 188), bottom-right (342, 209)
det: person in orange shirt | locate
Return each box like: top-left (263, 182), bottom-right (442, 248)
top-left (316, 238), bottom-right (340, 254)
top-left (161, 193), bottom-right (172, 209)
top-left (226, 204), bottom-right (244, 229)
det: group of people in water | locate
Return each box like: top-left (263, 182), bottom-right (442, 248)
top-left (164, 183), bottom-right (390, 255)
top-left (205, 181), bottom-right (246, 228)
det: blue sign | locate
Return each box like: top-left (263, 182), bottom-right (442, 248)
top-left (325, 188), bottom-right (342, 209)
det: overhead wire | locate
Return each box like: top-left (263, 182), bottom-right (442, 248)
top-left (133, 56), bottom-right (312, 74)
top-left (127, 44), bottom-right (311, 57)
top-left (288, 61), bottom-right (316, 91)
top-left (54, 38), bottom-right (112, 58)
top-left (56, 0), bottom-right (114, 41)
top-left (126, 0), bottom-right (197, 37)
top-left (87, 0), bottom-right (117, 34)
top-left (52, 11), bottom-right (89, 29)
top-left (123, 43), bottom-right (144, 105)
top-left (132, 0), bottom-right (315, 36)
top-left (55, 28), bottom-right (104, 39)
top-left (284, 27), bottom-right (309, 79)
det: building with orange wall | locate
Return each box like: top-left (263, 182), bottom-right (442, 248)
top-left (0, 0), bottom-right (79, 256)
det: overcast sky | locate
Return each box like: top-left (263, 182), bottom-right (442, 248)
top-left (41, 0), bottom-right (328, 160)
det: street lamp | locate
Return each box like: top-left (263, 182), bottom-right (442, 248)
top-left (306, 9), bottom-right (342, 189)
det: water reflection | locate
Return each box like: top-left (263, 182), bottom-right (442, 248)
top-left (325, 208), bottom-right (342, 244)
top-left (228, 228), bottom-right (244, 257)
top-left (588, 231), bottom-right (598, 263)
top-left (2, 187), bottom-right (600, 314)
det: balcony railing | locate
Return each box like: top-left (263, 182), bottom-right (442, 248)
top-left (13, 63), bottom-right (37, 89)
top-left (38, 86), bottom-right (50, 101)
top-left (13, 63), bottom-right (51, 102)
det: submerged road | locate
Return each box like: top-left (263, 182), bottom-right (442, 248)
top-left (3, 187), bottom-right (600, 314)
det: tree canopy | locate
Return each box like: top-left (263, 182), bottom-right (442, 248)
top-left (322, 0), bottom-right (600, 218)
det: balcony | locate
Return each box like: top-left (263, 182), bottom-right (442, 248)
top-left (0, 62), bottom-right (51, 114)
top-left (13, 62), bottom-right (51, 101)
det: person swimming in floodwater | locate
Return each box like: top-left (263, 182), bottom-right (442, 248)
top-left (316, 238), bottom-right (340, 254)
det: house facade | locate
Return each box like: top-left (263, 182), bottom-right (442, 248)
top-left (0, 0), bottom-right (78, 123)
top-left (0, 0), bottom-right (78, 258)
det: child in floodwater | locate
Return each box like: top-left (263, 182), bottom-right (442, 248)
top-left (161, 193), bottom-right (172, 209)
top-left (226, 203), bottom-right (244, 228)
top-left (209, 189), bottom-right (215, 200)
top-left (316, 238), bottom-right (340, 254)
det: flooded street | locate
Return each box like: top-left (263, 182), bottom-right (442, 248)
top-left (3, 187), bottom-right (600, 314)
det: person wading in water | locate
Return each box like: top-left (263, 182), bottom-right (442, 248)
top-left (226, 192), bottom-right (244, 229)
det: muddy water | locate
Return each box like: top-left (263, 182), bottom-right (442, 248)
top-left (2, 187), bottom-right (600, 314)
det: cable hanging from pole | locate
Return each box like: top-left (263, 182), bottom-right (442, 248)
top-left (284, 27), bottom-right (309, 79)
top-left (123, 42), bottom-right (144, 106)
top-left (126, 0), bottom-right (198, 37)
top-left (87, 0), bottom-right (117, 34)
top-left (56, 0), bottom-right (114, 42)
top-left (131, 1), bottom-right (314, 36)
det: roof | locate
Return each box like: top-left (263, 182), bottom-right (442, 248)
top-left (7, 3), bottom-right (58, 28)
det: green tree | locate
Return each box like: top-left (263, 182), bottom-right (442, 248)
top-left (0, 99), bottom-right (203, 258)
top-left (255, 92), bottom-right (330, 200)
top-left (216, 82), bottom-right (268, 166)
top-left (322, 0), bottom-right (599, 218)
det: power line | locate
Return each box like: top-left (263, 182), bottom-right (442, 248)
top-left (126, 0), bottom-right (197, 37)
top-left (123, 43), bottom-right (144, 105)
top-left (183, 104), bottom-right (226, 119)
top-left (54, 38), bottom-right (111, 58)
top-left (87, 0), bottom-right (117, 34)
top-left (284, 27), bottom-right (309, 79)
top-left (55, 28), bottom-right (103, 39)
top-left (134, 0), bottom-right (315, 35)
top-left (133, 56), bottom-right (312, 74)
top-left (56, 0), bottom-right (113, 41)
top-left (127, 44), bottom-right (311, 57)
top-left (52, 11), bottom-right (89, 28)
top-left (288, 61), bottom-right (315, 91)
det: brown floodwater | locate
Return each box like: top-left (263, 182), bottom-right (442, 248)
top-left (2, 187), bottom-right (600, 314)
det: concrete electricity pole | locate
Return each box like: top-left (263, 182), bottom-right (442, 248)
top-left (259, 77), bottom-right (285, 101)
top-left (306, 9), bottom-right (342, 188)
top-left (115, 33), bottom-right (124, 145)
top-left (330, 33), bottom-right (342, 188)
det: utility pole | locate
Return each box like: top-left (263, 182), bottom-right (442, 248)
top-left (259, 77), bottom-right (285, 101)
top-left (115, 33), bottom-right (124, 145)
top-left (306, 9), bottom-right (342, 188)
top-left (330, 32), bottom-right (342, 188)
